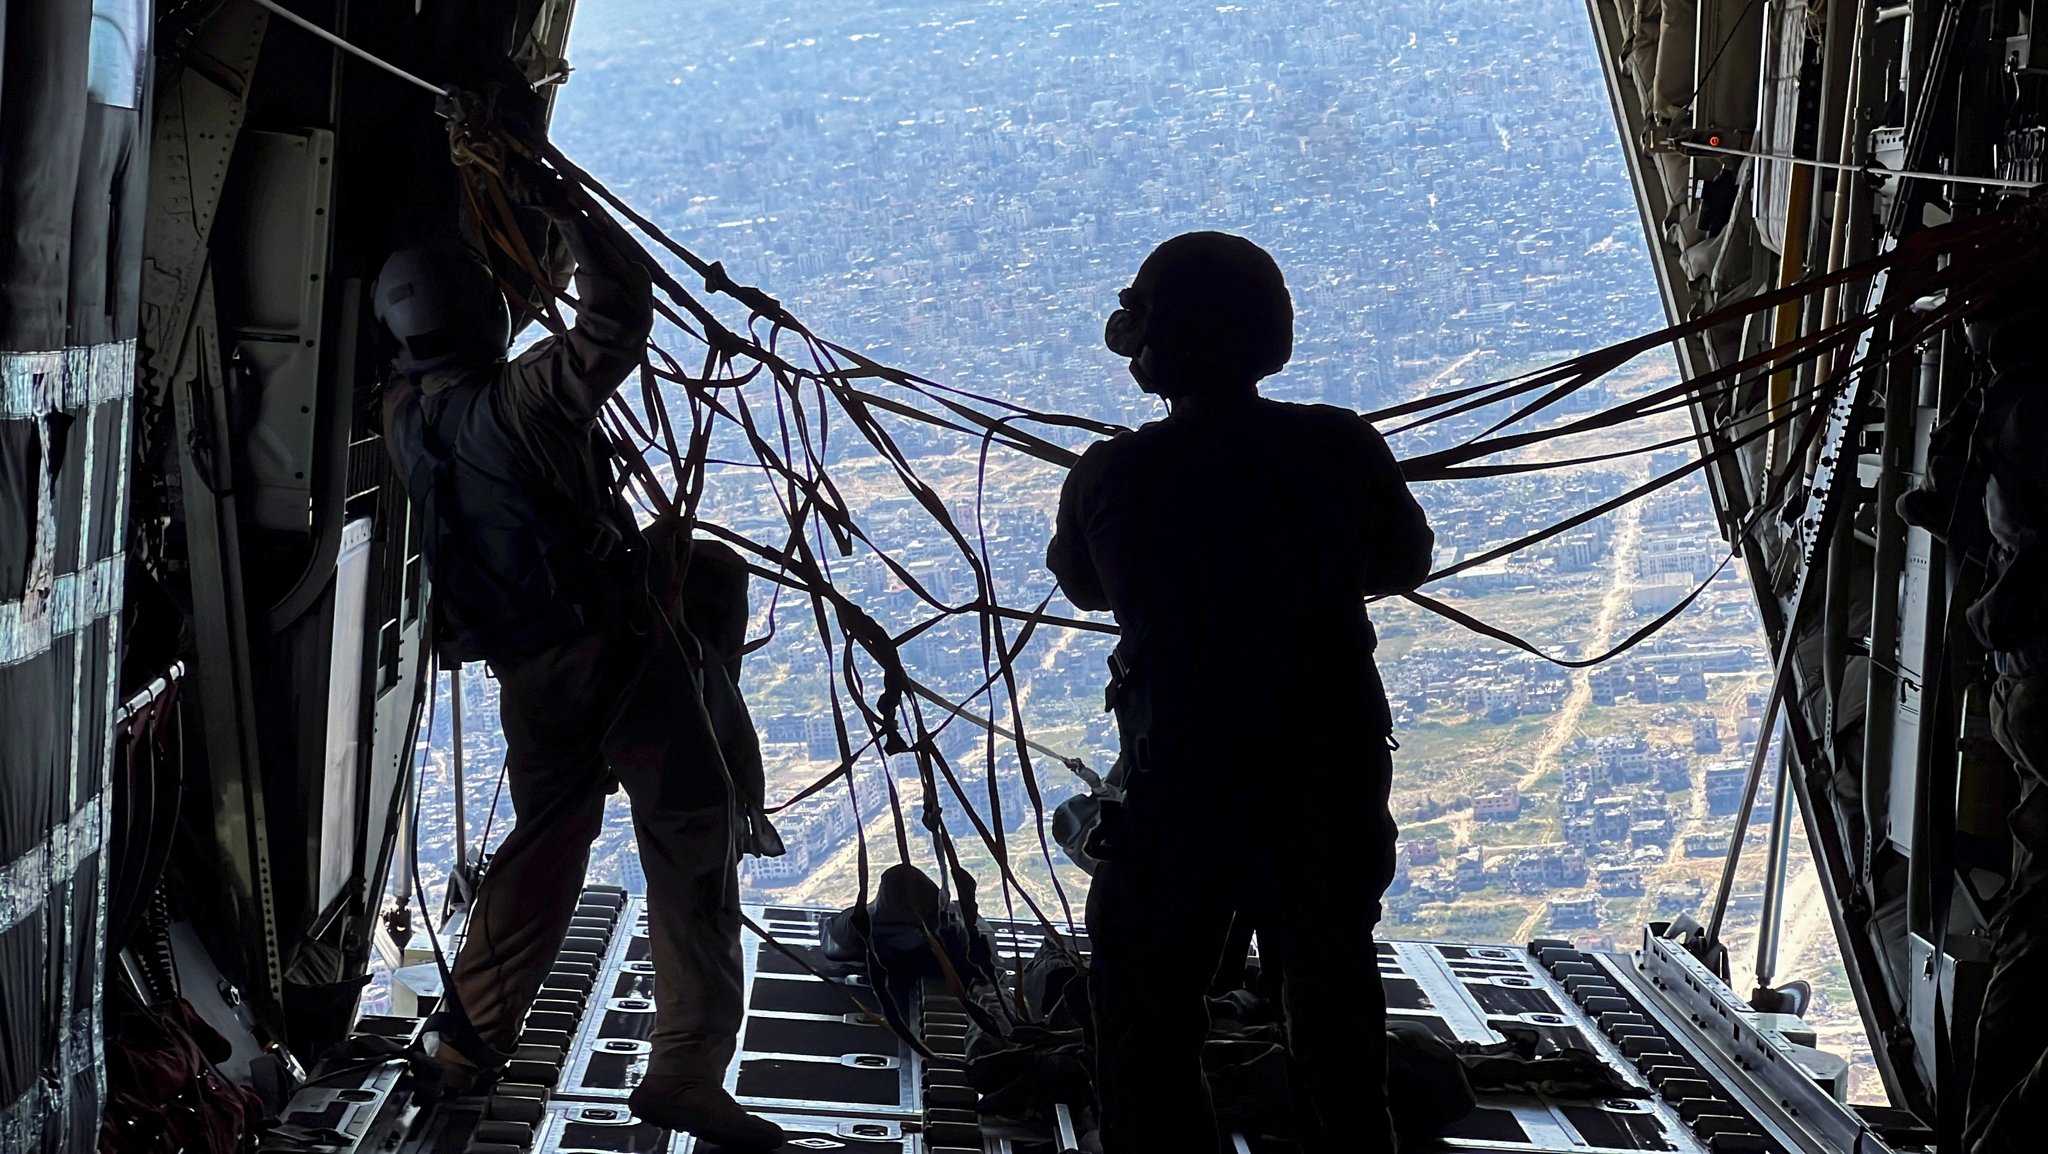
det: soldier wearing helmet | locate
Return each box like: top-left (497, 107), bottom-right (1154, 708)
top-left (375, 159), bottom-right (785, 1151)
top-left (1049, 231), bottom-right (1432, 1154)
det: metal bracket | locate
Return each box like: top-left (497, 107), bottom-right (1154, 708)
top-left (1638, 930), bottom-right (1889, 1154)
top-left (1645, 124), bottom-right (1751, 154)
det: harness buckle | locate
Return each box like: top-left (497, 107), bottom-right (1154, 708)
top-left (1105, 650), bottom-right (1131, 713)
top-left (584, 519), bottom-right (623, 563)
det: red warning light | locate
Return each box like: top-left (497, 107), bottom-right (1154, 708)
top-left (1708, 134), bottom-right (1723, 147)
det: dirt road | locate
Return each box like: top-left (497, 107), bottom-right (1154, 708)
top-left (1505, 500), bottom-right (1644, 943)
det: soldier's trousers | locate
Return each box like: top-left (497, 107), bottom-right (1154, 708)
top-left (1967, 673), bottom-right (2048, 1154)
top-left (1086, 739), bottom-right (1398, 1154)
top-left (449, 628), bottom-right (745, 1085)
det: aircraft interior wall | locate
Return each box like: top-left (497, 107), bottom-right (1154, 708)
top-left (0, 0), bottom-right (152, 1150)
top-left (1583, 0), bottom-right (2048, 1127)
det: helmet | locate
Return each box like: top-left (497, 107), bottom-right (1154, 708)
top-left (373, 244), bottom-right (512, 375)
top-left (1103, 231), bottom-right (1293, 396)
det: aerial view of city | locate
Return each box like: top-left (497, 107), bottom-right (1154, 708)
top-left (375, 0), bottom-right (1880, 1100)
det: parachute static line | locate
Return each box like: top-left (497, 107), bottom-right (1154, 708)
top-left (247, 0), bottom-right (449, 97)
top-left (1679, 140), bottom-right (2043, 191)
top-left (410, 96), bottom-right (2048, 1019)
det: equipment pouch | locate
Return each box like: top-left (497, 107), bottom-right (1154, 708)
top-left (1104, 627), bottom-right (1146, 713)
top-left (1081, 793), bottom-right (1126, 862)
top-left (1053, 762), bottom-right (1129, 873)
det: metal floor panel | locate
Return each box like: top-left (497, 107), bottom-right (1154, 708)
top-left (357, 895), bottom-right (1869, 1154)
top-left (544, 907), bottom-right (1722, 1153)
top-left (1376, 940), bottom-right (1714, 1154)
top-left (554, 901), bottom-right (921, 1120)
top-left (531, 1102), bottom-right (922, 1154)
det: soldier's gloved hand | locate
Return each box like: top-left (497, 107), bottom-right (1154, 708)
top-left (503, 154), bottom-right (577, 218)
top-left (474, 56), bottom-right (550, 153)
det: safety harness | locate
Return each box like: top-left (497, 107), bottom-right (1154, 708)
top-left (387, 372), bottom-right (642, 665)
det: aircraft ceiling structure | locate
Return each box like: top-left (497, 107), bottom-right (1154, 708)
top-left (1580, 0), bottom-right (2047, 1127)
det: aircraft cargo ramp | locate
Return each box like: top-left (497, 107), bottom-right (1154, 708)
top-left (264, 891), bottom-right (1903, 1154)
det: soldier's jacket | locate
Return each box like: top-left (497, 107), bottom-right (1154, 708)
top-left (377, 217), bottom-right (781, 852)
top-left (382, 215), bottom-right (653, 663)
top-left (1047, 394), bottom-right (1433, 750)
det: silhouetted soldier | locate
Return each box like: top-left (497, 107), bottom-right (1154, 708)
top-left (1905, 295), bottom-right (2048, 1154)
top-left (375, 158), bottom-right (785, 1150)
top-left (1047, 232), bottom-right (1433, 1153)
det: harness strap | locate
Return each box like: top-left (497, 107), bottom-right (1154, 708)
top-left (396, 377), bottom-right (644, 662)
